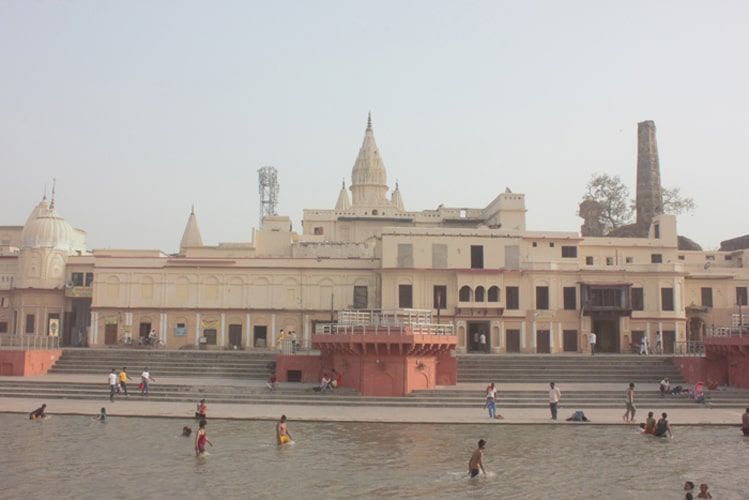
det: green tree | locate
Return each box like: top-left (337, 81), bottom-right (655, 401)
top-left (662, 186), bottom-right (696, 215)
top-left (581, 173), bottom-right (633, 234)
top-left (581, 174), bottom-right (696, 235)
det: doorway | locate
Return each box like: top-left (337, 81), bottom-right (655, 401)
top-left (592, 318), bottom-right (619, 353)
top-left (254, 326), bottom-right (268, 348)
top-left (505, 329), bottom-right (520, 353)
top-left (139, 322), bottom-right (152, 341)
top-left (228, 324), bottom-right (242, 348)
top-left (536, 330), bottom-right (550, 353)
top-left (468, 321), bottom-right (490, 353)
top-left (104, 324), bottom-right (118, 345)
top-left (563, 330), bottom-right (578, 352)
top-left (662, 330), bottom-right (675, 354)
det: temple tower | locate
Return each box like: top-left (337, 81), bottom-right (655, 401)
top-left (635, 120), bottom-right (663, 230)
top-left (350, 113), bottom-right (391, 209)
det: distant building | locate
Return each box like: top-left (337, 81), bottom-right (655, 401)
top-left (1, 117), bottom-right (748, 354)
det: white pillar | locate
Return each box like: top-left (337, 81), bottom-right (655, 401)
top-left (220, 313), bottom-right (226, 347)
top-left (160, 312), bottom-right (167, 342)
top-left (245, 312), bottom-right (252, 348)
top-left (195, 312), bottom-right (201, 346)
top-left (91, 311), bottom-right (99, 345)
top-left (271, 314), bottom-right (276, 347)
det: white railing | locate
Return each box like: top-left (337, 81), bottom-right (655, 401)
top-left (316, 308), bottom-right (454, 336)
top-left (706, 326), bottom-right (749, 337)
top-left (0, 334), bottom-right (61, 350)
top-left (730, 313), bottom-right (749, 328)
top-left (338, 308), bottom-right (436, 328)
top-left (673, 341), bottom-right (704, 356)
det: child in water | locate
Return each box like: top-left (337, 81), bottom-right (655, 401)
top-left (195, 420), bottom-right (213, 456)
top-left (98, 408), bottom-right (107, 421)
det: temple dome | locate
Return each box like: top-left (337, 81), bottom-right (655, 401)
top-left (21, 201), bottom-right (75, 252)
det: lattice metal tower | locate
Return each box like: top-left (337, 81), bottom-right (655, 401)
top-left (258, 166), bottom-right (279, 227)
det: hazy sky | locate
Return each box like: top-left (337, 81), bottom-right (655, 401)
top-left (2, 1), bottom-right (747, 252)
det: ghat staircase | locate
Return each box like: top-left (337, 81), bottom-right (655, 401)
top-left (0, 349), bottom-right (746, 409)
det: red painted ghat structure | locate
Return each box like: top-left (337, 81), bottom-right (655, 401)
top-left (676, 315), bottom-right (749, 389)
top-left (0, 334), bottom-right (62, 375)
top-left (276, 309), bottom-right (457, 397)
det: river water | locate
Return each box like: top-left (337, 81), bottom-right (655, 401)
top-left (2, 414), bottom-right (747, 499)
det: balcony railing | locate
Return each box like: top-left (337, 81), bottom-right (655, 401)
top-left (0, 334), bottom-right (60, 350)
top-left (316, 308), bottom-right (454, 336)
top-left (672, 340), bottom-right (704, 356)
top-left (706, 326), bottom-right (749, 337)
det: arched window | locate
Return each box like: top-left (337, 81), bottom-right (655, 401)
top-left (488, 286), bottom-right (500, 302)
top-left (459, 286), bottom-right (472, 302)
top-left (475, 286), bottom-right (485, 302)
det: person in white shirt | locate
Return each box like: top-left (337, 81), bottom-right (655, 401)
top-left (108, 368), bottom-right (117, 402)
top-left (589, 332), bottom-right (597, 356)
top-left (141, 367), bottom-right (155, 396)
top-left (549, 382), bottom-right (562, 420)
top-left (640, 335), bottom-right (649, 355)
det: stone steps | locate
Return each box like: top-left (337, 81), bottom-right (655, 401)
top-left (457, 355), bottom-right (685, 384)
top-left (48, 349), bottom-right (277, 379)
top-left (2, 379), bottom-right (746, 408)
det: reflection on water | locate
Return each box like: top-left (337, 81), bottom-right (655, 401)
top-left (2, 414), bottom-right (748, 499)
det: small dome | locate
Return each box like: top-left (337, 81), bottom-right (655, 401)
top-left (21, 204), bottom-right (75, 252)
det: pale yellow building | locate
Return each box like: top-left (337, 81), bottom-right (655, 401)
top-left (1, 118), bottom-right (747, 354)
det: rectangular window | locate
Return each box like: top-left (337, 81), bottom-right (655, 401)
top-left (432, 244), bottom-right (447, 269)
top-left (536, 286), bottom-right (549, 310)
top-left (397, 244), bottom-right (414, 267)
top-left (563, 287), bottom-right (577, 310)
top-left (71, 272), bottom-right (84, 286)
top-left (506, 286), bottom-right (520, 310)
top-left (561, 246), bottom-right (577, 258)
top-left (353, 286), bottom-right (368, 309)
top-left (85, 273), bottom-right (94, 286)
top-left (661, 288), bottom-right (674, 311)
top-left (399, 284), bottom-right (413, 309)
top-left (606, 257), bottom-right (614, 266)
top-left (585, 256), bottom-right (594, 265)
top-left (625, 257), bottom-right (634, 264)
top-left (651, 254), bottom-right (663, 264)
top-left (737, 287), bottom-right (748, 307)
top-left (470, 245), bottom-right (484, 269)
top-left (433, 285), bottom-right (447, 309)
top-left (701, 287), bottom-right (713, 308)
top-left (25, 314), bottom-right (35, 334)
top-left (631, 288), bottom-right (644, 311)
top-left (313, 227), bottom-right (323, 235)
top-left (0, 321), bottom-right (7, 333)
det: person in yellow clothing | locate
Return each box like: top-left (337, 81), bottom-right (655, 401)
top-left (276, 415), bottom-right (293, 445)
top-left (118, 367), bottom-right (132, 396)
top-left (277, 329), bottom-right (285, 353)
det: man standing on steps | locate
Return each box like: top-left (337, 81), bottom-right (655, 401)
top-left (548, 382), bottom-right (561, 420)
top-left (118, 367), bottom-right (132, 397)
top-left (108, 368), bottom-right (117, 402)
top-left (589, 332), bottom-right (597, 356)
top-left (141, 367), bottom-right (155, 396)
